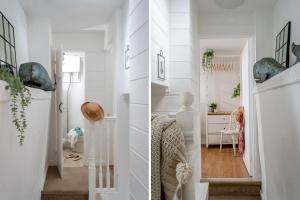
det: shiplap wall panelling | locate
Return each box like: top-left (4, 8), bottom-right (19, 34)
top-left (128, 0), bottom-right (149, 199)
top-left (151, 0), bottom-right (169, 85)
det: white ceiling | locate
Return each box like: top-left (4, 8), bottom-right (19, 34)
top-left (19, 0), bottom-right (125, 32)
top-left (198, 0), bottom-right (278, 12)
top-left (200, 38), bottom-right (247, 54)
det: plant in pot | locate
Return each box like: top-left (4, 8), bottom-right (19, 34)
top-left (0, 68), bottom-right (31, 145)
top-left (202, 49), bottom-right (214, 70)
top-left (232, 83), bottom-right (240, 98)
top-left (209, 102), bottom-right (217, 113)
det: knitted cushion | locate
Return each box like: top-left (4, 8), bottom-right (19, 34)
top-left (151, 114), bottom-right (187, 200)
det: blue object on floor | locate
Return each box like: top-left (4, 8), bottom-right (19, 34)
top-left (74, 127), bottom-right (83, 136)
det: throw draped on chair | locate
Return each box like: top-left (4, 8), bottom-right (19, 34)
top-left (236, 106), bottom-right (245, 154)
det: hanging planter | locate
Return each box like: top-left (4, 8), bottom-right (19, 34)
top-left (0, 68), bottom-right (31, 145)
top-left (202, 49), bottom-right (214, 71)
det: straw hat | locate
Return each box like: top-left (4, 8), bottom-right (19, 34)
top-left (81, 102), bottom-right (104, 122)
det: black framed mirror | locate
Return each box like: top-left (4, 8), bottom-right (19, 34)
top-left (275, 21), bottom-right (291, 68)
top-left (0, 11), bottom-right (17, 74)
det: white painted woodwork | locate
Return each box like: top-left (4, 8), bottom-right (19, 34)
top-left (176, 93), bottom-right (198, 200)
top-left (151, 0), bottom-right (169, 87)
top-left (207, 115), bottom-right (230, 124)
top-left (88, 117), bottom-right (117, 200)
top-left (195, 183), bottom-right (209, 200)
top-left (254, 63), bottom-right (300, 200)
top-left (55, 47), bottom-right (65, 178)
top-left (129, 0), bottom-right (149, 199)
top-left (206, 114), bottom-right (237, 146)
top-left (0, 82), bottom-right (51, 200)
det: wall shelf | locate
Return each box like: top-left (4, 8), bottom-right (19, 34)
top-left (151, 81), bottom-right (168, 94)
top-left (0, 80), bottom-right (51, 102)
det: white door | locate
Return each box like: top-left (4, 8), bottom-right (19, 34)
top-left (55, 47), bottom-right (64, 177)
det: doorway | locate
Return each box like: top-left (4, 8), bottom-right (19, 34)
top-left (199, 37), bottom-right (255, 179)
top-left (56, 51), bottom-right (86, 173)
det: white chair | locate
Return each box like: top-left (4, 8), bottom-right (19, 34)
top-left (219, 109), bottom-right (240, 156)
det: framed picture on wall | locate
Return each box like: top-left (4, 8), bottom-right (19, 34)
top-left (157, 50), bottom-right (165, 80)
top-left (125, 45), bottom-right (130, 69)
top-left (275, 21), bottom-right (291, 68)
top-left (0, 11), bottom-right (17, 74)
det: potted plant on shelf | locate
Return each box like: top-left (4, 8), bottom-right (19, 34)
top-left (232, 83), bottom-right (240, 98)
top-left (209, 102), bottom-right (217, 113)
top-left (0, 68), bottom-right (31, 145)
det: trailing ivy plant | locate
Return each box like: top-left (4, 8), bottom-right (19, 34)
top-left (232, 83), bottom-right (240, 98)
top-left (0, 68), bottom-right (31, 145)
top-left (202, 49), bottom-right (214, 70)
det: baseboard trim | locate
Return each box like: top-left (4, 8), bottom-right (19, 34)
top-left (261, 190), bottom-right (266, 200)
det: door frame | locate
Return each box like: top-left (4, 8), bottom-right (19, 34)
top-left (198, 34), bottom-right (260, 179)
top-left (55, 51), bottom-right (87, 172)
top-left (55, 46), bottom-right (64, 177)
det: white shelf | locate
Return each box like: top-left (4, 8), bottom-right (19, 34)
top-left (151, 81), bottom-right (168, 94)
top-left (254, 63), bottom-right (300, 94)
top-left (0, 80), bottom-right (51, 102)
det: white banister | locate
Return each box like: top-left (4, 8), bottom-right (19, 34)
top-left (88, 116), bottom-right (117, 200)
top-left (176, 92), bottom-right (195, 200)
top-left (99, 121), bottom-right (104, 189)
top-left (89, 123), bottom-right (96, 200)
top-left (106, 120), bottom-right (110, 188)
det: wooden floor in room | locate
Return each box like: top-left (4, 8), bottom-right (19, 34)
top-left (201, 145), bottom-right (249, 178)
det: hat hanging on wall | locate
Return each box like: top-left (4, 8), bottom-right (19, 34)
top-left (81, 102), bottom-right (104, 122)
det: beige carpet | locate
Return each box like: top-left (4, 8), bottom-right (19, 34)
top-left (63, 149), bottom-right (84, 168)
top-left (42, 166), bottom-right (114, 193)
top-left (210, 196), bottom-right (261, 200)
top-left (43, 167), bottom-right (89, 193)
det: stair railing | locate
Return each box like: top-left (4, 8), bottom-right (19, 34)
top-left (89, 116), bottom-right (117, 200)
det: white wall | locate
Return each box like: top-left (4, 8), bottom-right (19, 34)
top-left (128, 0), bottom-right (149, 199)
top-left (199, 11), bottom-right (255, 38)
top-left (199, 53), bottom-right (241, 142)
top-left (53, 32), bottom-right (107, 110)
top-left (110, 2), bottom-right (130, 199)
top-left (273, 0), bottom-right (300, 66)
top-left (27, 17), bottom-right (52, 75)
top-left (52, 32), bottom-right (107, 163)
top-left (62, 53), bottom-right (85, 134)
top-left (255, 63), bottom-right (300, 200)
top-left (0, 1), bottom-right (53, 199)
top-left (190, 0), bottom-right (201, 191)
top-left (151, 0), bottom-right (169, 86)
top-left (197, 6), bottom-right (275, 180)
top-left (0, 0), bottom-right (29, 65)
top-left (0, 85), bottom-right (51, 200)
top-left (150, 0), bottom-right (201, 190)
top-left (152, 0), bottom-right (194, 114)
top-left (241, 42), bottom-right (251, 173)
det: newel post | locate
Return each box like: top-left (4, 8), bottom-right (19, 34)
top-left (176, 92), bottom-right (195, 200)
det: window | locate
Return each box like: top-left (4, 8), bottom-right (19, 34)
top-left (0, 11), bottom-right (17, 74)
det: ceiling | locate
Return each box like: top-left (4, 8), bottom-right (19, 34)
top-left (197, 0), bottom-right (278, 12)
top-left (19, 0), bottom-right (125, 32)
top-left (200, 38), bottom-right (247, 54)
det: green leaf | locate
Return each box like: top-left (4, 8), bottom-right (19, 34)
top-left (0, 68), bottom-right (32, 145)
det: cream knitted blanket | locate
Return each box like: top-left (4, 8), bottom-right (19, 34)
top-left (151, 114), bottom-right (191, 200)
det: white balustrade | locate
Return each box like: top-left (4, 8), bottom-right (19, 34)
top-left (89, 116), bottom-right (117, 200)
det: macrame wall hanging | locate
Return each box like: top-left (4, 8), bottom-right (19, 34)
top-left (203, 56), bottom-right (240, 72)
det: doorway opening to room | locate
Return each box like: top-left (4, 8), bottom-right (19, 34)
top-left (199, 37), bottom-right (256, 179)
top-left (57, 51), bottom-right (86, 171)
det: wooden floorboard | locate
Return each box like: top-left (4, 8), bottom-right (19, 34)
top-left (201, 145), bottom-right (250, 178)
